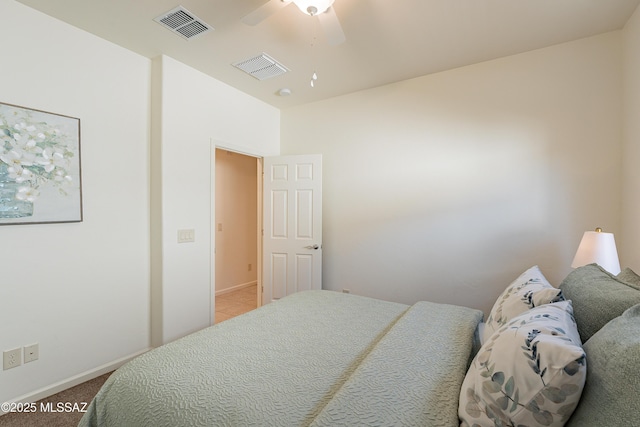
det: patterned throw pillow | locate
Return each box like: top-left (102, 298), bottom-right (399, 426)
top-left (460, 301), bottom-right (586, 427)
top-left (484, 266), bottom-right (564, 342)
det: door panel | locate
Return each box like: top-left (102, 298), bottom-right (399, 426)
top-left (296, 190), bottom-right (313, 238)
top-left (263, 155), bottom-right (322, 304)
top-left (271, 253), bottom-right (288, 300)
top-left (272, 190), bottom-right (288, 238)
top-left (295, 254), bottom-right (313, 293)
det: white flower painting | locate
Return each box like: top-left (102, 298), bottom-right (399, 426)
top-left (0, 102), bottom-right (81, 225)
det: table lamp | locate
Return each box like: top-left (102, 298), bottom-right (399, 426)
top-left (571, 227), bottom-right (621, 274)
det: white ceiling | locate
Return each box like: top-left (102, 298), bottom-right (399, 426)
top-left (16, 0), bottom-right (640, 109)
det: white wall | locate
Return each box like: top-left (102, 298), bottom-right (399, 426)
top-left (0, 1), bottom-right (150, 404)
top-left (151, 56), bottom-right (279, 346)
top-left (621, 5), bottom-right (640, 271)
top-left (282, 33), bottom-right (623, 314)
top-left (215, 149), bottom-right (258, 293)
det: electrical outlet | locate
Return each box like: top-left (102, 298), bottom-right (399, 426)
top-left (24, 343), bottom-right (39, 363)
top-left (3, 348), bottom-right (22, 370)
top-left (248, 263), bottom-right (252, 271)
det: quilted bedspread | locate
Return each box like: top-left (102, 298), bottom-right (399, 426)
top-left (79, 291), bottom-right (482, 427)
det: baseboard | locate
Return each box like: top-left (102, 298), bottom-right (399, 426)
top-left (215, 280), bottom-right (257, 296)
top-left (1, 347), bottom-right (151, 415)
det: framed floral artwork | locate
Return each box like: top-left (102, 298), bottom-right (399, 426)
top-left (0, 102), bottom-right (82, 225)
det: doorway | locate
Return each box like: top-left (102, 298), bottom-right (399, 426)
top-left (214, 148), bottom-right (261, 323)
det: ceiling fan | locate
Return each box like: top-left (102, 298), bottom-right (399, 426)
top-left (242, 0), bottom-right (346, 46)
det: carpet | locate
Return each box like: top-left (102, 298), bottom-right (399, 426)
top-left (0, 372), bottom-right (111, 427)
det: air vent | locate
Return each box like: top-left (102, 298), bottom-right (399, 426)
top-left (233, 53), bottom-right (289, 81)
top-left (154, 6), bottom-right (212, 40)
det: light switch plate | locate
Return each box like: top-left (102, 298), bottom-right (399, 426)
top-left (177, 229), bottom-right (195, 243)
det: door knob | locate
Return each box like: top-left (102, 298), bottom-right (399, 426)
top-left (305, 244), bottom-right (320, 250)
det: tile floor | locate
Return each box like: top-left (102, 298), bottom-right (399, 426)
top-left (214, 284), bottom-right (258, 323)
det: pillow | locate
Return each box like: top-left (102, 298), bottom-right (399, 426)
top-left (484, 266), bottom-right (564, 342)
top-left (559, 264), bottom-right (640, 342)
top-left (566, 304), bottom-right (640, 427)
top-left (616, 267), bottom-right (640, 290)
top-left (460, 301), bottom-right (586, 427)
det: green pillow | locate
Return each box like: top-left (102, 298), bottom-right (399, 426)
top-left (559, 264), bottom-right (640, 342)
top-left (566, 304), bottom-right (640, 427)
top-left (617, 267), bottom-right (640, 290)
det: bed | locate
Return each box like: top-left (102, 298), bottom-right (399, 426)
top-left (79, 264), bottom-right (640, 427)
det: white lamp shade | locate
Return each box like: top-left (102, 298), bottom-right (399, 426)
top-left (571, 230), bottom-right (621, 274)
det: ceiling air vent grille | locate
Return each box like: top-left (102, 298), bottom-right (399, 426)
top-left (233, 53), bottom-right (289, 81)
top-left (154, 6), bottom-right (212, 40)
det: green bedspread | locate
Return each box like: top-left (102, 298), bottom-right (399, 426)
top-left (79, 291), bottom-right (482, 427)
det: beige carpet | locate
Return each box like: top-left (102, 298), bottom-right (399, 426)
top-left (0, 372), bottom-right (111, 427)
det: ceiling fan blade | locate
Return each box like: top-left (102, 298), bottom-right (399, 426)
top-left (317, 6), bottom-right (346, 46)
top-left (242, 0), bottom-right (292, 26)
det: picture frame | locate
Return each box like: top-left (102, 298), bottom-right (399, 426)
top-left (0, 101), bottom-right (82, 225)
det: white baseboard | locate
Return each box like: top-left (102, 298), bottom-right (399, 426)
top-left (215, 280), bottom-right (257, 296)
top-left (1, 347), bottom-right (151, 415)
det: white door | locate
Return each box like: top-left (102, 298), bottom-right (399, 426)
top-left (262, 154), bottom-right (322, 304)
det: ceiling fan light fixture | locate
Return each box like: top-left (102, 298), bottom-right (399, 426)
top-left (292, 0), bottom-right (335, 16)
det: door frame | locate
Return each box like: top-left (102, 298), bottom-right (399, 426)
top-left (210, 141), bottom-right (265, 324)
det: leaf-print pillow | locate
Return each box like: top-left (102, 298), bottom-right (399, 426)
top-left (459, 301), bottom-right (586, 427)
top-left (484, 266), bottom-right (564, 342)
